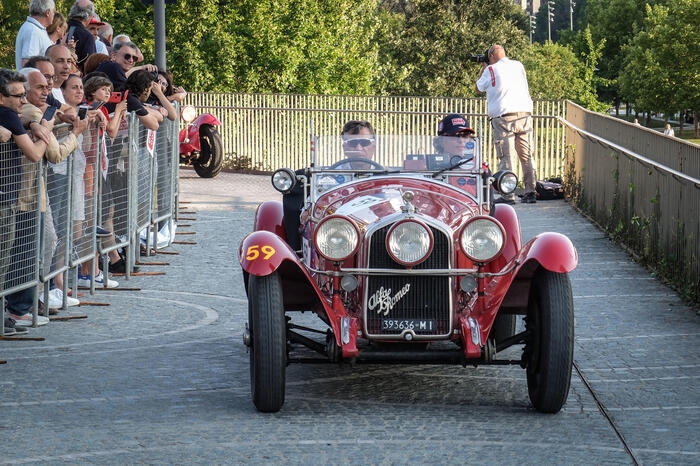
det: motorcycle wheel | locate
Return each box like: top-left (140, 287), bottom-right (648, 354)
top-left (193, 124), bottom-right (223, 178)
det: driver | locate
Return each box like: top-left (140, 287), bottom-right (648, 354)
top-left (282, 120), bottom-right (377, 251)
top-left (335, 120), bottom-right (376, 169)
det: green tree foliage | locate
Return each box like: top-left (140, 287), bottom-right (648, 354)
top-left (521, 35), bottom-right (607, 111)
top-left (373, 0), bottom-right (529, 97)
top-left (0, 0), bottom-right (612, 109)
top-left (619, 0), bottom-right (700, 130)
top-left (584, 0), bottom-right (664, 105)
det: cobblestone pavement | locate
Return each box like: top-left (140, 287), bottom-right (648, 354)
top-left (1, 169), bottom-right (698, 465)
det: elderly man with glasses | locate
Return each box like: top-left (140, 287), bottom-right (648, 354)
top-left (0, 69), bottom-right (52, 329)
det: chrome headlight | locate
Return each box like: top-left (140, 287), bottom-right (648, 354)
top-left (315, 216), bottom-right (359, 261)
top-left (271, 168), bottom-right (297, 194)
top-left (181, 105), bottom-right (197, 123)
top-left (492, 170), bottom-right (518, 194)
top-left (460, 216), bottom-right (505, 262)
top-left (386, 220), bottom-right (433, 266)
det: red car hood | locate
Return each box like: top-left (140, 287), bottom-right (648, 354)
top-left (312, 176), bottom-right (479, 230)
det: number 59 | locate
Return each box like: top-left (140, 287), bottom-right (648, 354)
top-left (246, 244), bottom-right (276, 261)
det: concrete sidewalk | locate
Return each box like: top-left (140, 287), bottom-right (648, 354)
top-left (0, 169), bottom-right (698, 465)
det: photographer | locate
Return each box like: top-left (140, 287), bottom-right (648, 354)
top-left (475, 44), bottom-right (537, 204)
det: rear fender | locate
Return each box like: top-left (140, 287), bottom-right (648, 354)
top-left (182, 114), bottom-right (222, 152)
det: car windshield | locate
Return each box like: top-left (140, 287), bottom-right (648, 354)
top-left (308, 134), bottom-right (484, 198)
top-left (312, 134), bottom-right (480, 173)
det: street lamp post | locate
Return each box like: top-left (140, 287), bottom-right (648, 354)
top-left (530, 15), bottom-right (536, 44)
top-left (570, 0), bottom-right (576, 31)
top-left (548, 1), bottom-right (555, 42)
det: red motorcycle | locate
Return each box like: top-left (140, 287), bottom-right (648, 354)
top-left (179, 105), bottom-right (224, 178)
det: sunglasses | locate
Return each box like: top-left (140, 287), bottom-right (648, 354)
top-left (342, 138), bottom-right (375, 148)
top-left (5, 93), bottom-right (27, 99)
top-left (445, 132), bottom-right (473, 138)
top-left (122, 53), bottom-right (138, 62)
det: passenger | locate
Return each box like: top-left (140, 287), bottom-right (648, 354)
top-left (435, 113), bottom-right (476, 159)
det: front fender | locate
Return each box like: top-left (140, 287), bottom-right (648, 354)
top-left (192, 113), bottom-right (221, 128)
top-left (254, 200), bottom-right (285, 238)
top-left (517, 232), bottom-right (578, 274)
top-left (479, 232), bottom-right (578, 339)
top-left (239, 230), bottom-right (297, 277)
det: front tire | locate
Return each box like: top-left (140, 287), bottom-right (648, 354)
top-left (248, 272), bottom-right (287, 412)
top-left (193, 125), bottom-right (223, 178)
top-left (525, 268), bottom-right (574, 413)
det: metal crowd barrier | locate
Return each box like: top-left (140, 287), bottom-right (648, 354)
top-left (1, 109), bottom-right (180, 333)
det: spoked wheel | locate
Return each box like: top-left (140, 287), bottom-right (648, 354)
top-left (248, 272), bottom-right (287, 412)
top-left (524, 268), bottom-right (574, 413)
top-left (193, 124), bottom-right (223, 178)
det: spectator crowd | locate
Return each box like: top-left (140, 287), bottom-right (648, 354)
top-left (2, 0), bottom-right (185, 335)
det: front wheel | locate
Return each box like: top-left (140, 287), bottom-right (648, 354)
top-left (193, 125), bottom-right (223, 178)
top-left (525, 268), bottom-right (574, 413)
top-left (248, 272), bottom-right (287, 412)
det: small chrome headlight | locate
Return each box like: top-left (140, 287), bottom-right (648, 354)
top-left (181, 105), bottom-right (197, 123)
top-left (492, 170), bottom-right (518, 194)
top-left (386, 220), bottom-right (433, 266)
top-left (315, 216), bottom-right (359, 261)
top-left (460, 216), bottom-right (505, 262)
top-left (271, 168), bottom-right (297, 194)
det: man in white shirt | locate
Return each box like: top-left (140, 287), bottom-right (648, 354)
top-left (15, 0), bottom-right (56, 69)
top-left (476, 44), bottom-right (537, 204)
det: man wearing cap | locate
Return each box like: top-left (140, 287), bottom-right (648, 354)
top-left (87, 14), bottom-right (109, 54)
top-left (66, 0), bottom-right (97, 73)
top-left (435, 113), bottom-right (476, 162)
top-left (475, 43), bottom-right (537, 204)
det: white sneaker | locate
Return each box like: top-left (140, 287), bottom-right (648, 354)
top-left (7, 312), bottom-right (49, 327)
top-left (78, 271), bottom-right (119, 288)
top-left (39, 290), bottom-right (62, 308)
top-left (50, 288), bottom-right (80, 307)
top-left (94, 271), bottom-right (119, 288)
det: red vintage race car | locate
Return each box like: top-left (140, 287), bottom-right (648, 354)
top-left (239, 133), bottom-right (577, 414)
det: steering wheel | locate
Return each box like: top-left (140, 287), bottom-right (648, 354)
top-left (328, 158), bottom-right (386, 170)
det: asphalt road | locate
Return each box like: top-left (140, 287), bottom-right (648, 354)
top-left (1, 170), bottom-right (698, 465)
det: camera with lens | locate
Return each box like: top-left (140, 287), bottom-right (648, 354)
top-left (469, 50), bottom-right (490, 63)
top-left (150, 70), bottom-right (159, 81)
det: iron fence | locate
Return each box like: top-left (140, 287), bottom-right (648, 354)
top-left (183, 93), bottom-right (568, 180)
top-left (0, 110), bottom-right (179, 332)
top-left (564, 101), bottom-right (700, 305)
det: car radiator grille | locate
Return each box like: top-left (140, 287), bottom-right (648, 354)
top-left (364, 225), bottom-right (452, 337)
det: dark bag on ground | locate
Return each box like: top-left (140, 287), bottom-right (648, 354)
top-left (535, 178), bottom-right (564, 200)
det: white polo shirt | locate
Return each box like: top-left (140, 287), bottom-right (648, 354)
top-left (476, 57), bottom-right (533, 118)
top-left (15, 17), bottom-right (54, 70)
